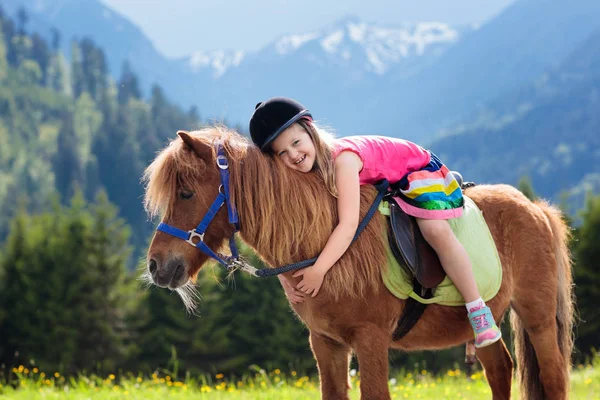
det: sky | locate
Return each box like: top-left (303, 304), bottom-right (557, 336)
top-left (99, 0), bottom-right (517, 58)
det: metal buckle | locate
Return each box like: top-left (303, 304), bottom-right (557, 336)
top-left (216, 154), bottom-right (228, 170)
top-left (229, 259), bottom-right (259, 277)
top-left (186, 230), bottom-right (204, 247)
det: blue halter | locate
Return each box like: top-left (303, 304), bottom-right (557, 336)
top-left (156, 145), bottom-right (242, 270)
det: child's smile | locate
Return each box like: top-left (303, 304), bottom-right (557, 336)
top-left (271, 124), bottom-right (316, 173)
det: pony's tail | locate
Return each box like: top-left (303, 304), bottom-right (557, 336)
top-left (511, 202), bottom-right (574, 399)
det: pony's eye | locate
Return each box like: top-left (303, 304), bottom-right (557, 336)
top-left (179, 190), bottom-right (194, 200)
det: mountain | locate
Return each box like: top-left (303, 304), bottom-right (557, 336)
top-left (2, 0), bottom-right (469, 130)
top-left (1, 0), bottom-right (187, 93)
top-left (5, 0), bottom-right (600, 146)
top-left (181, 15), bottom-right (470, 127)
top-left (428, 27), bottom-right (600, 212)
top-left (189, 0), bottom-right (600, 141)
top-left (184, 16), bottom-right (466, 79)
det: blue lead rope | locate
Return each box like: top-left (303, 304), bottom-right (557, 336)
top-left (253, 179), bottom-right (389, 277)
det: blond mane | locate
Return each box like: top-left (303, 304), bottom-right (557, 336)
top-left (143, 125), bottom-right (386, 299)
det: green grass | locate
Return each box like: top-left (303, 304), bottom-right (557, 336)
top-left (1, 362), bottom-right (598, 399)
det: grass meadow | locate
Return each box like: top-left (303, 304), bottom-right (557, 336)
top-left (1, 359), bottom-right (598, 399)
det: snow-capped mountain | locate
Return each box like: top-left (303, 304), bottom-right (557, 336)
top-left (183, 16), bottom-right (468, 79)
top-left (186, 50), bottom-right (245, 78)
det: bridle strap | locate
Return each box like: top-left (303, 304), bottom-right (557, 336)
top-left (156, 144), bottom-right (240, 268)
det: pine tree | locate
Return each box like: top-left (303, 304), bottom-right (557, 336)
top-left (73, 190), bottom-right (134, 372)
top-left (573, 194), bottom-right (600, 359)
top-left (118, 61), bottom-right (141, 105)
top-left (31, 33), bottom-right (50, 85)
top-left (16, 8), bottom-right (28, 36)
top-left (1, 10), bottom-right (17, 67)
top-left (53, 110), bottom-right (83, 199)
top-left (79, 39), bottom-right (108, 103)
top-left (0, 199), bottom-right (84, 371)
top-left (131, 285), bottom-right (195, 374)
top-left (0, 19), bottom-right (8, 82)
top-left (195, 245), bottom-right (313, 374)
top-left (0, 210), bottom-right (30, 367)
top-left (0, 192), bottom-right (134, 374)
top-left (71, 40), bottom-right (84, 98)
top-left (517, 175), bottom-right (537, 200)
top-left (46, 28), bottom-right (65, 92)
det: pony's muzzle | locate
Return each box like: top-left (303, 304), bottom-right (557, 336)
top-left (148, 255), bottom-right (189, 289)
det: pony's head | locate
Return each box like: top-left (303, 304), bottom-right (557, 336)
top-left (142, 126), bottom-right (247, 295)
top-left (142, 124), bottom-right (388, 309)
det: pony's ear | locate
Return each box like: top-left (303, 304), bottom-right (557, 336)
top-left (177, 130), bottom-right (212, 160)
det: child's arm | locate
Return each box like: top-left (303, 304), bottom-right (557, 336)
top-left (293, 151), bottom-right (362, 296)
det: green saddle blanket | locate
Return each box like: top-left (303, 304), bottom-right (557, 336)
top-left (380, 195), bottom-right (502, 306)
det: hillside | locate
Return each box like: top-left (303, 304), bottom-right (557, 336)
top-left (429, 28), bottom-right (600, 211)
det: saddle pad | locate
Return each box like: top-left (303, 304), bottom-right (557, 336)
top-left (379, 195), bottom-right (502, 306)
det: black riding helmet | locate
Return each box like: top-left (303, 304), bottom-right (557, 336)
top-left (249, 97), bottom-right (313, 150)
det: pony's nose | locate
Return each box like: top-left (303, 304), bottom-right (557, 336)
top-left (148, 258), bottom-right (158, 278)
top-left (148, 256), bottom-right (188, 289)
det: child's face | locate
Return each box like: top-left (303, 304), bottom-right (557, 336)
top-left (271, 123), bottom-right (316, 173)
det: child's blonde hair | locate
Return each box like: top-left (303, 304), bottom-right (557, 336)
top-left (296, 119), bottom-right (339, 197)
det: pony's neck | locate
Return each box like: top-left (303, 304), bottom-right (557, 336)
top-left (229, 145), bottom-right (336, 268)
top-left (227, 140), bottom-right (387, 300)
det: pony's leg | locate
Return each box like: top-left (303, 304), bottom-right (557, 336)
top-left (352, 325), bottom-right (391, 400)
top-left (511, 267), bottom-right (570, 398)
top-left (475, 339), bottom-right (513, 400)
top-left (310, 331), bottom-right (352, 400)
top-left (516, 312), bottom-right (569, 400)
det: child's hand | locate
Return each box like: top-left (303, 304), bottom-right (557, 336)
top-left (293, 266), bottom-right (325, 297)
top-left (278, 275), bottom-right (305, 304)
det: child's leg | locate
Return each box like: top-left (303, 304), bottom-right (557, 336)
top-left (415, 218), bottom-right (480, 303)
top-left (416, 218), bottom-right (501, 348)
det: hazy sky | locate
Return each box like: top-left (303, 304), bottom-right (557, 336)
top-left (99, 0), bottom-right (517, 58)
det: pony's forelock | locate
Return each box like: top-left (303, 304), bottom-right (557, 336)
top-left (143, 126), bottom-right (247, 219)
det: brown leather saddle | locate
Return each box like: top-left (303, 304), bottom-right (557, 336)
top-left (387, 198), bottom-right (446, 290)
top-left (385, 171), bottom-right (469, 340)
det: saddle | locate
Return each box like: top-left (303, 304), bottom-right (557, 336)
top-left (386, 198), bottom-right (446, 291)
top-left (385, 171), bottom-right (468, 340)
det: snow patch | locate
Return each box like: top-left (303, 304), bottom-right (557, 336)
top-left (276, 33), bottom-right (318, 54)
top-left (321, 30), bottom-right (344, 53)
top-left (348, 22), bottom-right (367, 43)
top-left (188, 50), bottom-right (245, 78)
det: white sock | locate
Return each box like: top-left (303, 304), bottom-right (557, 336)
top-left (466, 297), bottom-right (485, 312)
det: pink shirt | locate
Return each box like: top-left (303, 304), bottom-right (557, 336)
top-left (332, 136), bottom-right (431, 185)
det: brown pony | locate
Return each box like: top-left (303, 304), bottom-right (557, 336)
top-left (142, 126), bottom-right (574, 400)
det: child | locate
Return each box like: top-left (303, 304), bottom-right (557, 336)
top-left (248, 97), bottom-right (501, 348)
